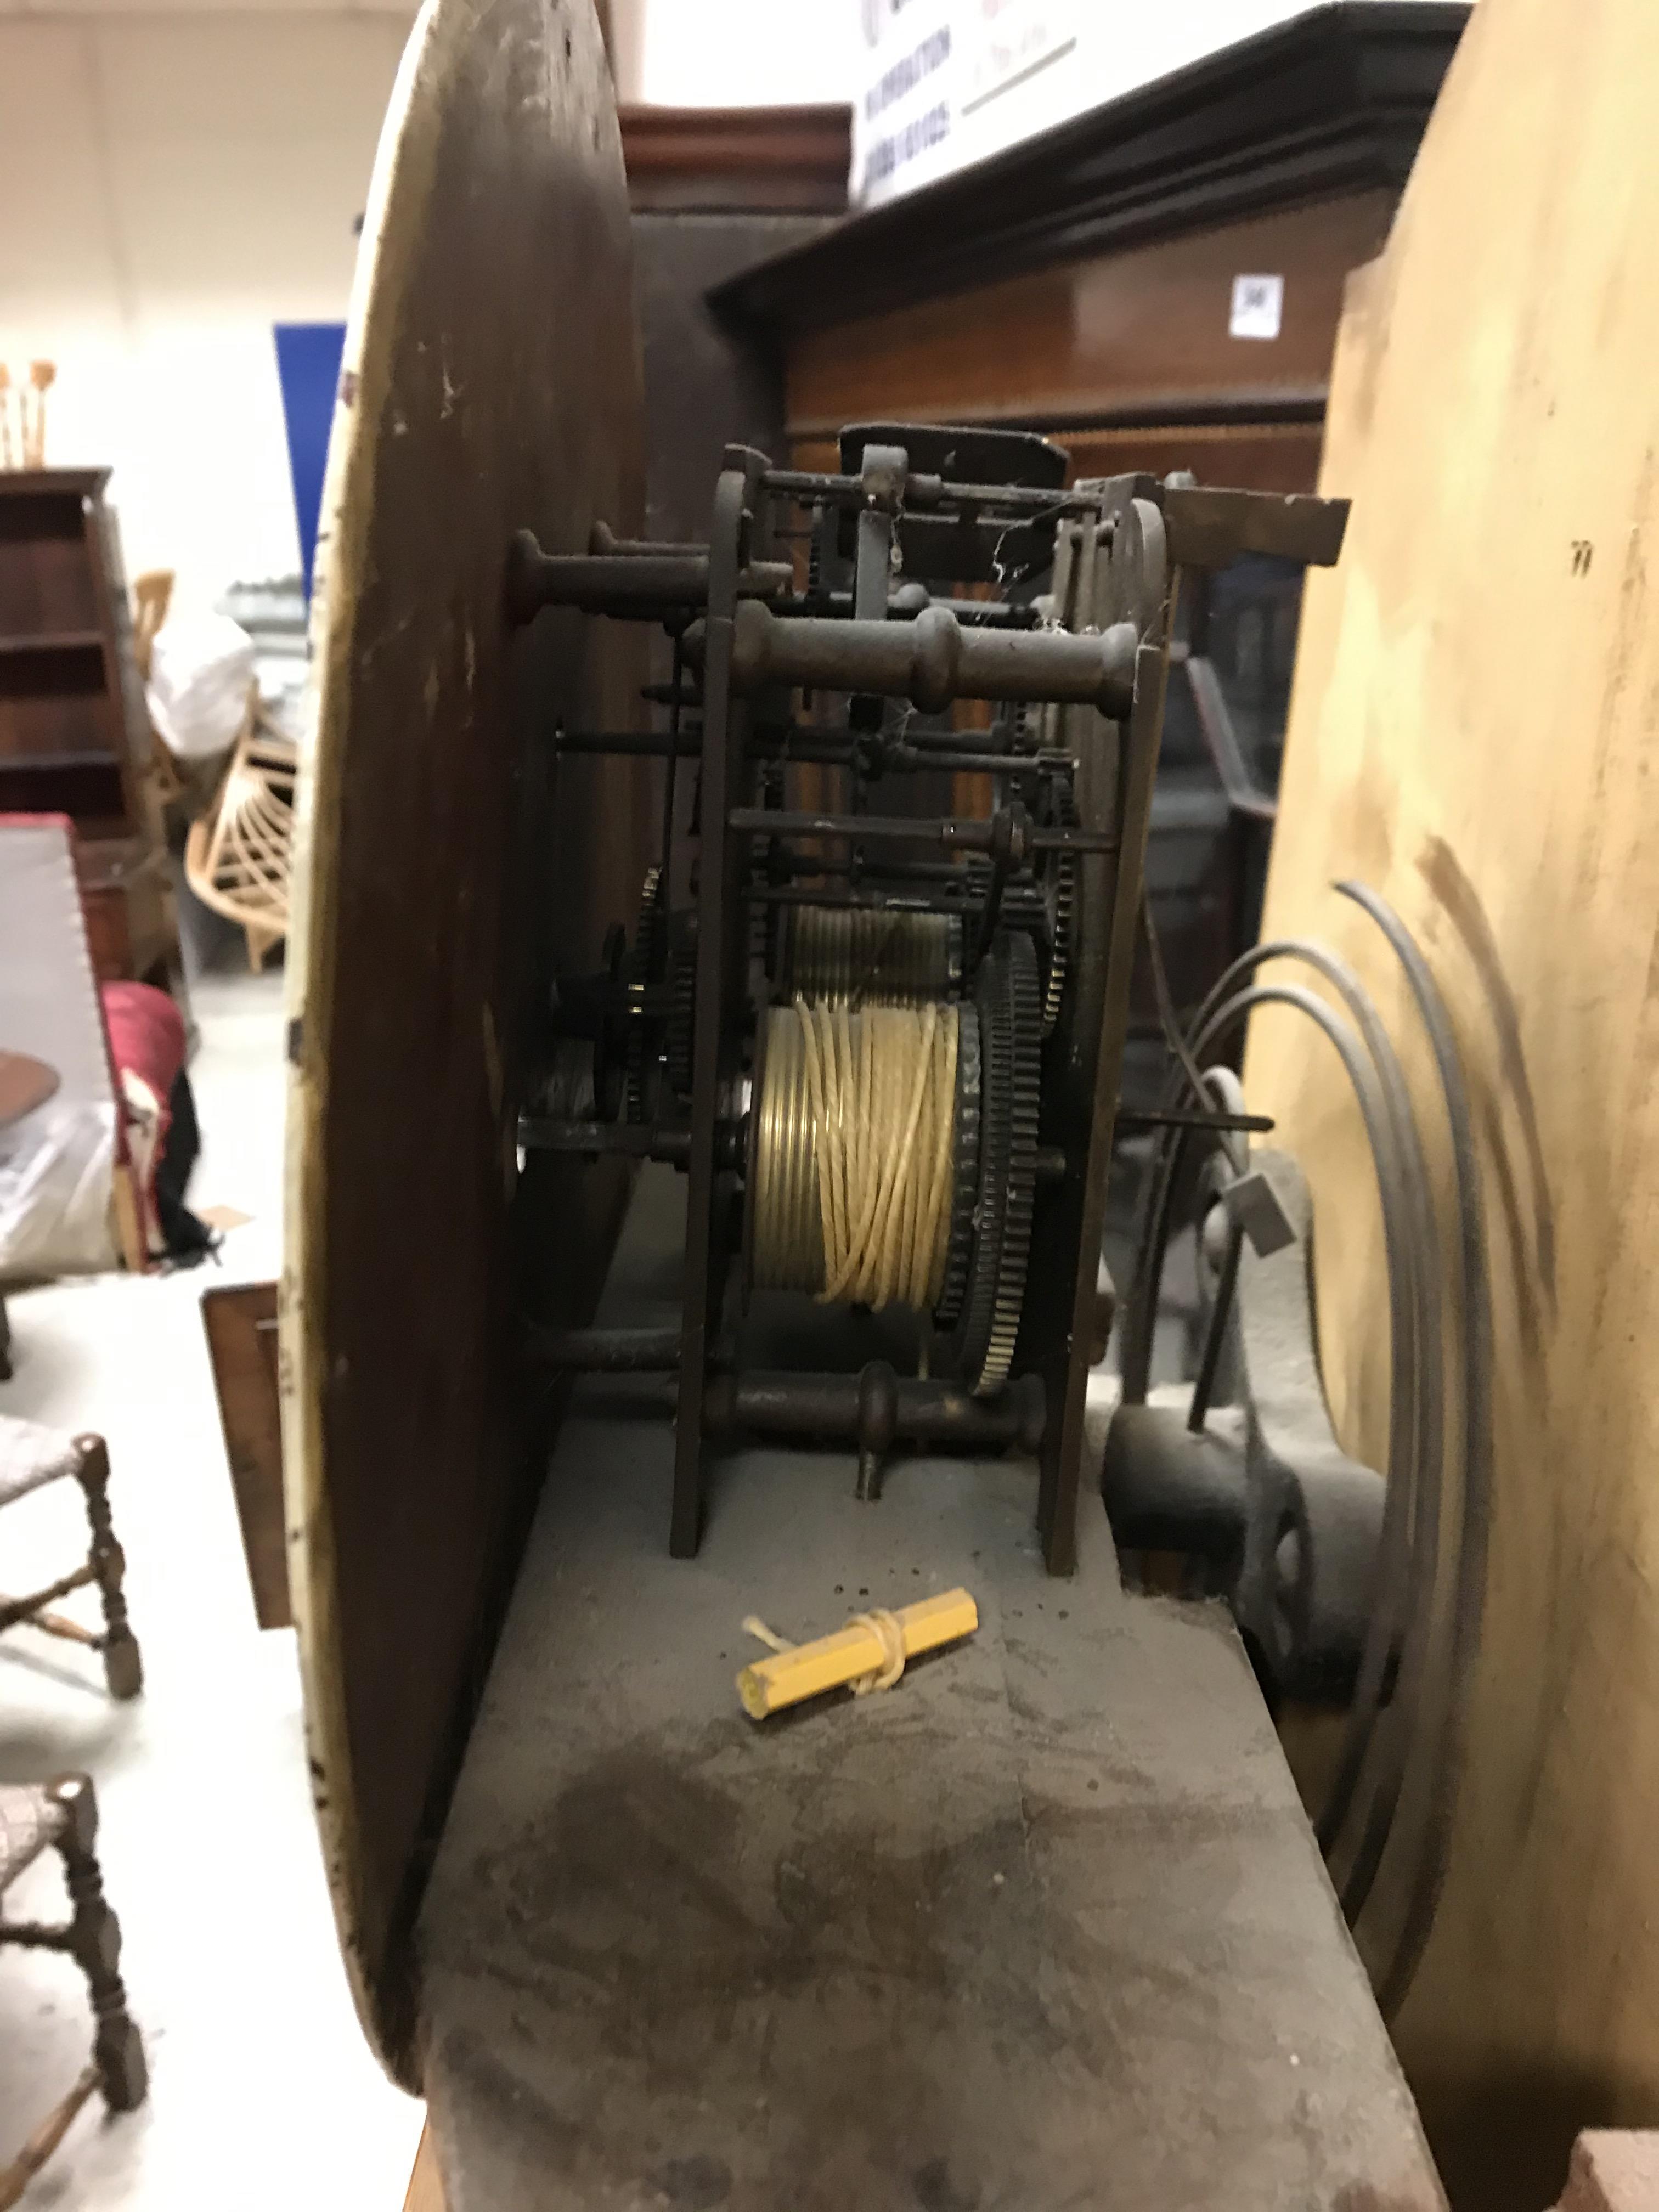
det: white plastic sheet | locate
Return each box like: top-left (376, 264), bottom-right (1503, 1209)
top-left (0, 820), bottom-right (119, 1279)
top-left (145, 611), bottom-right (257, 761)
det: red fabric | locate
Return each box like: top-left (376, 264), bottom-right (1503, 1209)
top-left (100, 983), bottom-right (187, 1257)
top-left (100, 983), bottom-right (187, 1106)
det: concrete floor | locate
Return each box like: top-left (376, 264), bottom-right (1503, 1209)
top-left (0, 966), bottom-right (422, 2208)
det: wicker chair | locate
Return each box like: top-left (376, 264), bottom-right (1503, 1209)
top-left (0, 1417), bottom-right (142, 1699)
top-left (183, 706), bottom-right (297, 973)
top-left (0, 1775), bottom-right (148, 2208)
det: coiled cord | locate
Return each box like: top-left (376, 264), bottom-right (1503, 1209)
top-left (751, 1000), bottom-right (958, 1311)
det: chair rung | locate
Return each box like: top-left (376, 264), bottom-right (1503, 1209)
top-left (0, 1919), bottom-right (73, 1951)
top-left (0, 1565), bottom-right (96, 1635)
top-left (0, 2066), bottom-right (100, 2210)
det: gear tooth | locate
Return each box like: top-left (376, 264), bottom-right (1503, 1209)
top-left (1040, 784), bottom-right (1079, 1037)
top-left (976, 930), bottom-right (1041, 1396)
top-left (667, 939), bottom-right (697, 1100)
top-left (939, 931), bottom-right (1040, 1394)
top-left (623, 865), bottom-right (666, 1123)
top-left (1043, 861), bottom-right (1074, 1035)
top-left (994, 787), bottom-right (1075, 1039)
top-left (747, 872), bottom-right (769, 984)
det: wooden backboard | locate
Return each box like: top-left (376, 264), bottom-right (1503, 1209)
top-left (1244, 0), bottom-right (1659, 2200)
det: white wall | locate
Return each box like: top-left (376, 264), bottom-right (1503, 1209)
top-left (0, 6), bottom-right (412, 607)
top-left (630, 0), bottom-right (860, 108)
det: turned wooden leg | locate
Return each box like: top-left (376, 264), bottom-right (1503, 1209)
top-left (73, 1437), bottom-right (143, 1700)
top-left (48, 1776), bottom-right (148, 2113)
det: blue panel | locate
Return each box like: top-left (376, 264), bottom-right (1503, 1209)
top-left (273, 322), bottom-right (347, 600)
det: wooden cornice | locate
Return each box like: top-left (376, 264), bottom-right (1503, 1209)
top-left (620, 104), bottom-right (851, 215)
top-left (710, 4), bottom-right (1468, 332)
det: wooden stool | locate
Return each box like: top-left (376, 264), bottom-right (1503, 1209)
top-left (0, 1418), bottom-right (142, 1699)
top-left (0, 1774), bottom-right (148, 2209)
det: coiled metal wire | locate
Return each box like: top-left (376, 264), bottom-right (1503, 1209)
top-left (751, 1008), bottom-right (825, 1294)
top-left (751, 1000), bottom-right (960, 1310)
top-left (1119, 883), bottom-right (1490, 2020)
top-left (778, 907), bottom-right (961, 1007)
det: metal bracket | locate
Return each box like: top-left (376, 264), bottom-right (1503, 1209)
top-left (1102, 1148), bottom-right (1384, 1703)
top-left (1221, 1166), bottom-right (1297, 1258)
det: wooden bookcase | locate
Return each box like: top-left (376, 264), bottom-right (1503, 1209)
top-left (0, 467), bottom-right (187, 1003)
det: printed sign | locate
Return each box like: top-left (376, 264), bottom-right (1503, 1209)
top-left (853, 4), bottom-right (1430, 210)
top-left (855, 0), bottom-right (957, 202)
top-left (961, 0), bottom-right (1077, 118)
top-left (1229, 273), bottom-right (1285, 342)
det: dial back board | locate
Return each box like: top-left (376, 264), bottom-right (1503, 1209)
top-left (280, 0), bottom-right (653, 2080)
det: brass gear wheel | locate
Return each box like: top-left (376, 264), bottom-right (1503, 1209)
top-left (975, 930), bottom-right (1041, 1395)
top-left (1040, 783), bottom-right (1079, 1037)
top-left (932, 1002), bottom-right (981, 1334)
top-left (939, 930), bottom-right (1040, 1395)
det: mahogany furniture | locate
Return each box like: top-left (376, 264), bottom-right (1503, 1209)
top-left (0, 469), bottom-right (188, 1003)
top-left (201, 1280), bottom-right (289, 1630)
